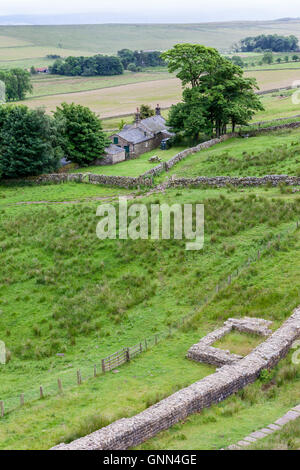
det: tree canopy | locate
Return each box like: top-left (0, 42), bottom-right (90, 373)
top-left (0, 68), bottom-right (32, 101)
top-left (0, 106), bottom-right (61, 178)
top-left (50, 55), bottom-right (124, 76)
top-left (163, 44), bottom-right (264, 139)
top-left (117, 49), bottom-right (166, 70)
top-left (235, 34), bottom-right (299, 52)
top-left (54, 103), bottom-right (110, 165)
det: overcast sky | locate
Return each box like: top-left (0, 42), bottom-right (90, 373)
top-left (1, 0), bottom-right (300, 22)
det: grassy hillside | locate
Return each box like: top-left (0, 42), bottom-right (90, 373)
top-left (155, 128), bottom-right (300, 181)
top-left (1, 20), bottom-right (300, 55)
top-left (0, 181), bottom-right (300, 449)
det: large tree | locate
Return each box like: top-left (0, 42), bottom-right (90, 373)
top-left (54, 103), bottom-right (110, 165)
top-left (0, 105), bottom-right (61, 178)
top-left (163, 44), bottom-right (264, 138)
top-left (0, 68), bottom-right (32, 101)
top-left (161, 43), bottom-right (220, 88)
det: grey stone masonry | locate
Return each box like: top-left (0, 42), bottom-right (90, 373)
top-left (51, 308), bottom-right (300, 450)
top-left (166, 175), bottom-right (300, 189)
top-left (225, 317), bottom-right (273, 336)
top-left (187, 317), bottom-right (273, 367)
top-left (23, 173), bottom-right (153, 189)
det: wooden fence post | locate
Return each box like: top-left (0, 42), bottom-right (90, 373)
top-left (58, 378), bottom-right (62, 393)
top-left (257, 250), bottom-right (260, 260)
top-left (126, 348), bottom-right (130, 362)
top-left (101, 359), bottom-right (105, 374)
top-left (216, 284), bottom-right (219, 293)
top-left (40, 386), bottom-right (44, 399)
top-left (228, 275), bottom-right (231, 285)
top-left (77, 370), bottom-right (81, 385)
top-left (139, 343), bottom-right (142, 353)
top-left (0, 401), bottom-right (4, 417)
top-left (20, 393), bottom-right (24, 406)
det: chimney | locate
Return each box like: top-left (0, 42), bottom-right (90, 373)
top-left (155, 104), bottom-right (161, 116)
top-left (135, 107), bottom-right (141, 126)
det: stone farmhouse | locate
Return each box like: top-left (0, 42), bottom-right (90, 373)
top-left (108, 105), bottom-right (173, 161)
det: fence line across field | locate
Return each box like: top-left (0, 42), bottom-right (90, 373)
top-left (0, 219), bottom-right (299, 417)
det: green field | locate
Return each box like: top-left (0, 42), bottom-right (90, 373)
top-left (154, 128), bottom-right (300, 181)
top-left (1, 20), bottom-right (300, 56)
top-left (0, 181), bottom-right (300, 449)
top-left (74, 147), bottom-right (185, 177)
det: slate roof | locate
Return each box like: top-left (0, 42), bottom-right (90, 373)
top-left (139, 115), bottom-right (168, 134)
top-left (105, 144), bottom-right (125, 155)
top-left (114, 115), bottom-right (170, 144)
top-left (117, 126), bottom-right (151, 144)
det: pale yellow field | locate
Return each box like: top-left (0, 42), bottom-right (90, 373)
top-left (245, 69), bottom-right (300, 91)
top-left (20, 77), bottom-right (182, 118)
top-left (18, 68), bottom-right (300, 118)
top-left (0, 46), bottom-right (93, 62)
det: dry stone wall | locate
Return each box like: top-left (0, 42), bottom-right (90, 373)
top-left (166, 175), bottom-right (300, 189)
top-left (141, 134), bottom-right (237, 178)
top-left (20, 173), bottom-right (153, 189)
top-left (52, 308), bottom-right (300, 450)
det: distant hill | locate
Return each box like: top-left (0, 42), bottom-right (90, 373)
top-left (0, 19), bottom-right (300, 54)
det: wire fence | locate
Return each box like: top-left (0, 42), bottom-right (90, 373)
top-left (1, 219), bottom-right (299, 418)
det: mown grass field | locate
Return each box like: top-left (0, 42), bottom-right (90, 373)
top-left (74, 147), bottom-right (185, 177)
top-left (29, 69), bottom-right (172, 99)
top-left (15, 68), bottom-right (300, 119)
top-left (18, 77), bottom-right (182, 118)
top-left (0, 181), bottom-right (300, 449)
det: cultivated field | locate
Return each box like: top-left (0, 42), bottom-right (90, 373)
top-left (19, 77), bottom-right (182, 118)
top-left (1, 20), bottom-right (300, 56)
top-left (14, 69), bottom-right (300, 119)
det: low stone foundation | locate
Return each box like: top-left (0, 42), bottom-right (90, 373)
top-left (187, 317), bottom-right (273, 367)
top-left (52, 308), bottom-right (300, 450)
